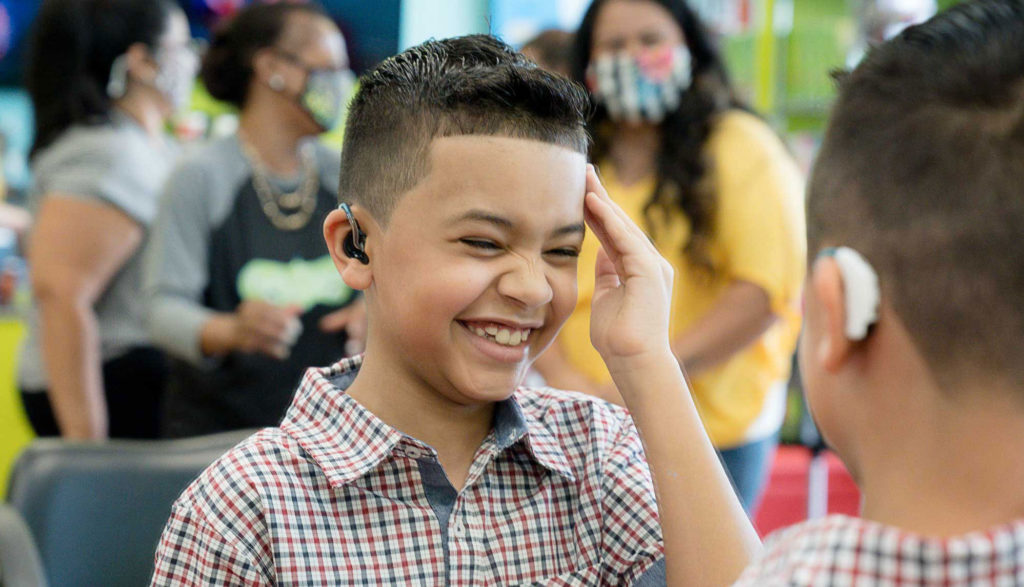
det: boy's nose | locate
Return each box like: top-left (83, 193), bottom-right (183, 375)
top-left (497, 258), bottom-right (553, 309)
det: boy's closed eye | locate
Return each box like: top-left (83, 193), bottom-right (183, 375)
top-left (460, 238), bottom-right (503, 251)
top-left (459, 238), bottom-right (581, 259)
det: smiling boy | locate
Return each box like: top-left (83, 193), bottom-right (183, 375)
top-left (151, 35), bottom-right (754, 586)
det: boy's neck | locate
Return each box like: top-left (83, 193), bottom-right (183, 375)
top-left (857, 376), bottom-right (1024, 536)
top-left (345, 352), bottom-right (497, 492)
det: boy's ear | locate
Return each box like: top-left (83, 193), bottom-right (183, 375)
top-left (810, 256), bottom-right (853, 373)
top-left (323, 205), bottom-right (373, 291)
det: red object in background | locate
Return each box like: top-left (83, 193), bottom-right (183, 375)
top-left (753, 446), bottom-right (861, 538)
top-left (0, 4), bottom-right (10, 60)
top-left (203, 0), bottom-right (245, 16)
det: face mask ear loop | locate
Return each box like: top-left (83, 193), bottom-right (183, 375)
top-left (107, 54), bottom-right (129, 99)
top-left (819, 246), bottom-right (880, 341)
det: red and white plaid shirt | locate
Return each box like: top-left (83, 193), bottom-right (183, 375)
top-left (735, 514), bottom-right (1024, 586)
top-left (152, 356), bottom-right (665, 585)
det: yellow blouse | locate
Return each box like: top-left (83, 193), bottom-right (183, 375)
top-left (558, 110), bottom-right (807, 448)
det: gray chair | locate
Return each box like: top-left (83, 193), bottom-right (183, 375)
top-left (6, 430), bottom-right (256, 587)
top-left (0, 504), bottom-right (47, 587)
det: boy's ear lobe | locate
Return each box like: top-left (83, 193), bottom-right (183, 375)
top-left (811, 257), bottom-right (853, 373)
top-left (323, 206), bottom-right (373, 291)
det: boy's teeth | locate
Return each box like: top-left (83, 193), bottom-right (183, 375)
top-left (467, 323), bottom-right (533, 346)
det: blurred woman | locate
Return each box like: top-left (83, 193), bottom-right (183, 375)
top-left (535, 0), bottom-right (806, 512)
top-left (144, 3), bottom-right (362, 437)
top-left (19, 0), bottom-right (197, 439)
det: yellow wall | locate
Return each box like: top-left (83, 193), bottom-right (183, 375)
top-left (0, 320), bottom-right (32, 498)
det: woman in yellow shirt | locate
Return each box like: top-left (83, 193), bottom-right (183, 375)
top-left (534, 0), bottom-right (806, 513)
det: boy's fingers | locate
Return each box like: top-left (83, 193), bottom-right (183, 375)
top-left (585, 190), bottom-right (647, 264)
top-left (586, 165), bottom-right (658, 255)
top-left (594, 245), bottom-right (621, 290)
top-left (584, 193), bottom-right (627, 270)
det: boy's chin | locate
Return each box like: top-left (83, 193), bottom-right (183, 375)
top-left (446, 372), bottom-right (528, 405)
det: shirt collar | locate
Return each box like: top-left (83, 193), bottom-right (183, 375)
top-left (494, 393), bottom-right (576, 482)
top-left (281, 356), bottom-right (404, 487)
top-left (281, 356), bottom-right (576, 486)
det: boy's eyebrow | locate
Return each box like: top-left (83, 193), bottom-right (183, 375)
top-left (453, 210), bottom-right (514, 230)
top-left (451, 210), bottom-right (585, 238)
top-left (552, 222), bottom-right (585, 238)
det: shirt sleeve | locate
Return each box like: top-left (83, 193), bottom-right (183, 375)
top-left (142, 158), bottom-right (216, 365)
top-left (151, 498), bottom-right (269, 586)
top-left (599, 412), bottom-right (666, 586)
top-left (712, 114), bottom-right (807, 315)
top-left (41, 131), bottom-right (162, 225)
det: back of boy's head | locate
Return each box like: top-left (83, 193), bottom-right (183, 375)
top-left (809, 0), bottom-right (1024, 392)
top-left (339, 34), bottom-right (591, 223)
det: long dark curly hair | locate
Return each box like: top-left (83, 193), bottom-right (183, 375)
top-left (571, 0), bottom-right (745, 274)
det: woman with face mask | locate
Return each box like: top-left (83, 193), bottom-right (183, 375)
top-left (534, 0), bottom-right (806, 514)
top-left (143, 3), bottom-right (361, 437)
top-left (18, 0), bottom-right (198, 439)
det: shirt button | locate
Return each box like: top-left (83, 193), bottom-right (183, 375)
top-left (452, 522), bottom-right (466, 538)
top-left (405, 447), bottom-right (424, 459)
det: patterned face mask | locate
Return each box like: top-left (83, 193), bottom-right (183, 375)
top-left (586, 45), bottom-right (692, 124)
top-left (299, 68), bottom-right (356, 131)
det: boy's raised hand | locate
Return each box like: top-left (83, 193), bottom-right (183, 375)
top-left (583, 163), bottom-right (760, 586)
top-left (584, 165), bottom-right (675, 375)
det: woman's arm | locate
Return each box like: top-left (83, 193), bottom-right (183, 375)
top-left (143, 161), bottom-right (304, 364)
top-left (671, 280), bottom-right (777, 376)
top-left (29, 196), bottom-right (143, 439)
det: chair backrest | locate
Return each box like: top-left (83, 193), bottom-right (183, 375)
top-left (5, 430), bottom-right (256, 587)
top-left (0, 504), bottom-right (47, 587)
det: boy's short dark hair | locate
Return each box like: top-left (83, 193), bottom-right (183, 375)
top-left (339, 34), bottom-right (591, 223)
top-left (809, 0), bottom-right (1024, 390)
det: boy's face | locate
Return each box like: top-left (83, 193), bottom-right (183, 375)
top-left (365, 135), bottom-right (587, 405)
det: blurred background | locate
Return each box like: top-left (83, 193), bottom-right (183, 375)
top-left (0, 0), bottom-right (962, 551)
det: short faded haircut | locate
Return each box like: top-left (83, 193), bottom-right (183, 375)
top-left (809, 0), bottom-right (1024, 390)
top-left (339, 34), bottom-right (591, 223)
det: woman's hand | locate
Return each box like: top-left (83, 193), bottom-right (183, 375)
top-left (319, 297), bottom-right (367, 356)
top-left (585, 164), bottom-right (675, 373)
top-left (230, 300), bottom-right (303, 360)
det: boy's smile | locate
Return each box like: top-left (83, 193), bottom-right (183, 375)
top-left (359, 135), bottom-right (587, 406)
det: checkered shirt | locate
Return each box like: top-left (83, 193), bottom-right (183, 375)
top-left (152, 356), bottom-right (665, 585)
top-left (734, 514), bottom-right (1024, 586)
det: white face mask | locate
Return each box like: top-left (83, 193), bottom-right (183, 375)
top-left (106, 44), bottom-right (199, 112)
top-left (155, 44), bottom-right (200, 111)
top-left (586, 45), bottom-right (692, 124)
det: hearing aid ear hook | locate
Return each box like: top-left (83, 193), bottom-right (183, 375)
top-left (819, 246), bottom-right (879, 341)
top-left (338, 203), bottom-right (369, 265)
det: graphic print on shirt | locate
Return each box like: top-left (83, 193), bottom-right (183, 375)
top-left (169, 175), bottom-right (354, 430)
top-left (237, 256), bottom-right (355, 310)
